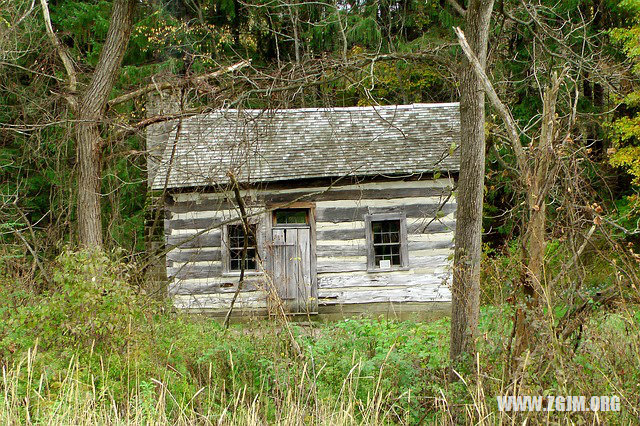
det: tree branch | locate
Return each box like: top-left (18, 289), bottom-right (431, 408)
top-left (40, 0), bottom-right (77, 105)
top-left (107, 60), bottom-right (251, 108)
top-left (223, 172), bottom-right (251, 329)
top-left (113, 106), bottom-right (209, 139)
top-left (454, 26), bottom-right (527, 174)
top-left (446, 0), bottom-right (467, 17)
top-left (498, 0), bottom-right (532, 26)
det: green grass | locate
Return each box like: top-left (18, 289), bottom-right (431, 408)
top-left (1, 250), bottom-right (639, 424)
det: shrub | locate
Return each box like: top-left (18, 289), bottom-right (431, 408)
top-left (0, 249), bottom-right (157, 359)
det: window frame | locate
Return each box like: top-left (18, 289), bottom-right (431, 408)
top-left (221, 220), bottom-right (262, 276)
top-left (364, 212), bottom-right (409, 272)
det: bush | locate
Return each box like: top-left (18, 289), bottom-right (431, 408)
top-left (0, 249), bottom-right (157, 360)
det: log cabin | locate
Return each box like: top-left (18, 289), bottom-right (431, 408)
top-left (148, 103), bottom-right (460, 318)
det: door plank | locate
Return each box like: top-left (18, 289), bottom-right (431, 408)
top-left (297, 228), bottom-right (312, 312)
top-left (285, 229), bottom-right (298, 308)
top-left (273, 228), bottom-right (285, 245)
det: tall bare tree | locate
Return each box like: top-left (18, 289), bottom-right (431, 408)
top-left (456, 27), bottom-right (564, 354)
top-left (447, 0), bottom-right (495, 372)
top-left (41, 0), bottom-right (136, 248)
top-left (41, 0), bottom-right (249, 249)
top-left (76, 0), bottom-right (136, 248)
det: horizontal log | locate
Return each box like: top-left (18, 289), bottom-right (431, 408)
top-left (315, 220), bottom-right (455, 241)
top-left (316, 227), bottom-right (367, 240)
top-left (318, 272), bottom-right (448, 289)
top-left (173, 291), bottom-right (268, 310)
top-left (317, 258), bottom-right (368, 274)
top-left (168, 207), bottom-right (266, 222)
top-left (168, 197), bottom-right (258, 214)
top-left (167, 248), bottom-right (221, 263)
top-left (315, 203), bottom-right (456, 223)
top-left (166, 232), bottom-right (221, 249)
top-left (316, 253), bottom-right (450, 274)
top-left (409, 220), bottom-right (456, 234)
top-left (318, 286), bottom-right (451, 305)
top-left (264, 186), bottom-right (452, 204)
top-left (169, 278), bottom-right (263, 295)
top-left (407, 255), bottom-right (451, 269)
top-left (408, 231), bottom-right (455, 242)
top-left (408, 240), bottom-right (454, 250)
top-left (315, 196), bottom-right (455, 209)
top-left (315, 239), bottom-right (453, 258)
top-left (168, 217), bottom-right (227, 231)
top-left (168, 262), bottom-right (222, 279)
top-left (317, 244), bottom-right (363, 257)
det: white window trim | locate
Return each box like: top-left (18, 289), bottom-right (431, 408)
top-left (364, 212), bottom-right (409, 272)
top-left (221, 220), bottom-right (263, 276)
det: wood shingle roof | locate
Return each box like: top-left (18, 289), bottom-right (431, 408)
top-left (150, 103), bottom-right (460, 190)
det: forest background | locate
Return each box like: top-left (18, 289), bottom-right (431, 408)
top-left (1, 0), bottom-right (640, 423)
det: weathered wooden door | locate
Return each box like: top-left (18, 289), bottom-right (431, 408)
top-left (269, 226), bottom-right (316, 314)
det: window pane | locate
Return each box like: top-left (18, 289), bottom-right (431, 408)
top-left (371, 219), bottom-right (402, 267)
top-left (274, 209), bottom-right (308, 224)
top-left (228, 224), bottom-right (257, 271)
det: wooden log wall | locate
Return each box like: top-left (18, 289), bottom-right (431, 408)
top-left (163, 178), bottom-right (455, 314)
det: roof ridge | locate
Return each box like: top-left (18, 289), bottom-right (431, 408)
top-left (205, 102), bottom-right (459, 115)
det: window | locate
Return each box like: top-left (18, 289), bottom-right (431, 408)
top-left (273, 208), bottom-right (309, 225)
top-left (372, 220), bottom-right (401, 266)
top-left (365, 213), bottom-right (408, 270)
top-left (227, 223), bottom-right (258, 271)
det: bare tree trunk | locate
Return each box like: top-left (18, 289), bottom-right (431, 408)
top-left (449, 0), bottom-right (495, 372)
top-left (334, 0), bottom-right (348, 61)
top-left (289, 0), bottom-right (301, 65)
top-left (75, 0), bottom-right (136, 248)
top-left (525, 76), bottom-right (559, 296)
top-left (526, 187), bottom-right (545, 294)
top-left (457, 28), bottom-right (563, 355)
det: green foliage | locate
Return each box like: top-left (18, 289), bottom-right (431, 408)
top-left (607, 1), bottom-right (640, 185)
top-left (303, 317), bottom-right (450, 419)
top-left (1, 284), bottom-right (637, 423)
top-left (51, 1), bottom-right (112, 66)
top-left (0, 243), bottom-right (637, 423)
top-left (0, 250), bottom-right (155, 358)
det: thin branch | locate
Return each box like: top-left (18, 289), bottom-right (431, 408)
top-left (13, 204), bottom-right (52, 285)
top-left (454, 26), bottom-right (527, 174)
top-left (549, 223), bottom-right (597, 289)
top-left (14, 0), bottom-right (37, 29)
top-left (420, 185), bottom-right (457, 233)
top-left (445, 0), bottom-right (467, 17)
top-left (39, 0), bottom-right (77, 105)
top-left (107, 60), bottom-right (250, 108)
top-left (0, 60), bottom-right (65, 82)
top-left (113, 106), bottom-right (213, 139)
top-left (223, 172), bottom-right (251, 329)
top-left (498, 0), bottom-right (532, 26)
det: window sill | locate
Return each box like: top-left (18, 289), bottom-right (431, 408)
top-left (222, 271), bottom-right (263, 277)
top-left (366, 266), bottom-right (410, 274)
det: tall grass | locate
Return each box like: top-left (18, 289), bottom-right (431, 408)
top-left (0, 342), bottom-right (426, 425)
top-left (2, 308), bottom-right (639, 424)
top-left (2, 250), bottom-right (639, 424)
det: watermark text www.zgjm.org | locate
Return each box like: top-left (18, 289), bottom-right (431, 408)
top-left (496, 395), bottom-right (620, 412)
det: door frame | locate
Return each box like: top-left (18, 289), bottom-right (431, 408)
top-left (266, 202), bottom-right (317, 314)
